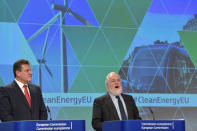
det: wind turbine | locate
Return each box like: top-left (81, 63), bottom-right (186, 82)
top-left (28, 0), bottom-right (92, 92)
top-left (52, 0), bottom-right (92, 92)
top-left (37, 27), bottom-right (55, 88)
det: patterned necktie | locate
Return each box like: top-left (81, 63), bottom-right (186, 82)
top-left (23, 84), bottom-right (31, 108)
top-left (116, 96), bottom-right (127, 120)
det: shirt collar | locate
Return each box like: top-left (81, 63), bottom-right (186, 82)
top-left (108, 92), bottom-right (121, 98)
top-left (15, 79), bottom-right (27, 89)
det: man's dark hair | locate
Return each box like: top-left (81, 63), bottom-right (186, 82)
top-left (13, 59), bottom-right (30, 77)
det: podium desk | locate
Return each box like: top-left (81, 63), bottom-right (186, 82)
top-left (103, 120), bottom-right (185, 131)
top-left (0, 120), bottom-right (85, 131)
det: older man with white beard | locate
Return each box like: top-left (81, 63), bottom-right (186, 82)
top-left (92, 72), bottom-right (141, 131)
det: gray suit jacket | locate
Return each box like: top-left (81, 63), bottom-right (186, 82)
top-left (0, 81), bottom-right (47, 122)
top-left (92, 93), bottom-right (141, 131)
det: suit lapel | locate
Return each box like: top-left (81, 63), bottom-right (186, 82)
top-left (13, 81), bottom-right (32, 111)
top-left (122, 94), bottom-right (133, 119)
top-left (105, 93), bottom-right (120, 120)
top-left (13, 82), bottom-right (30, 109)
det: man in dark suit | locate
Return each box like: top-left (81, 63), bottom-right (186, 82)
top-left (0, 59), bottom-right (47, 122)
top-left (92, 72), bottom-right (141, 131)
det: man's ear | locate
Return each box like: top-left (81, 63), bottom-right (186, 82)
top-left (106, 82), bottom-right (109, 88)
top-left (106, 84), bottom-right (109, 92)
top-left (15, 70), bottom-right (20, 77)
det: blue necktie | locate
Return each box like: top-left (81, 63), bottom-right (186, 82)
top-left (116, 96), bottom-right (127, 120)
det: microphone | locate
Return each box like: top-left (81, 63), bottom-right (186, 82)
top-left (47, 106), bottom-right (52, 120)
top-left (148, 107), bottom-right (155, 120)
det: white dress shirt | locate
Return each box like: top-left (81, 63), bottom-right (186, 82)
top-left (15, 79), bottom-right (31, 98)
top-left (109, 93), bottom-right (128, 120)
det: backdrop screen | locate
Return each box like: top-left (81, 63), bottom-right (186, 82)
top-left (0, 0), bottom-right (197, 130)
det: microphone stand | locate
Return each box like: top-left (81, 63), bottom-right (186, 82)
top-left (47, 106), bottom-right (52, 120)
top-left (148, 107), bottom-right (155, 120)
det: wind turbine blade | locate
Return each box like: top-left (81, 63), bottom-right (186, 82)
top-left (44, 63), bottom-right (53, 78)
top-left (43, 63), bottom-right (61, 89)
top-left (28, 13), bottom-right (60, 42)
top-left (68, 9), bottom-right (92, 26)
top-left (41, 27), bottom-right (50, 60)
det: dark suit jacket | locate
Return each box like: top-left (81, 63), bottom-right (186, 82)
top-left (92, 93), bottom-right (141, 131)
top-left (0, 81), bottom-right (48, 122)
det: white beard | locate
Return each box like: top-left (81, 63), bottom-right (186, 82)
top-left (108, 86), bottom-right (122, 96)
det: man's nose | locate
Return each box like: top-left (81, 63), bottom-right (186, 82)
top-left (115, 81), bottom-right (119, 84)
